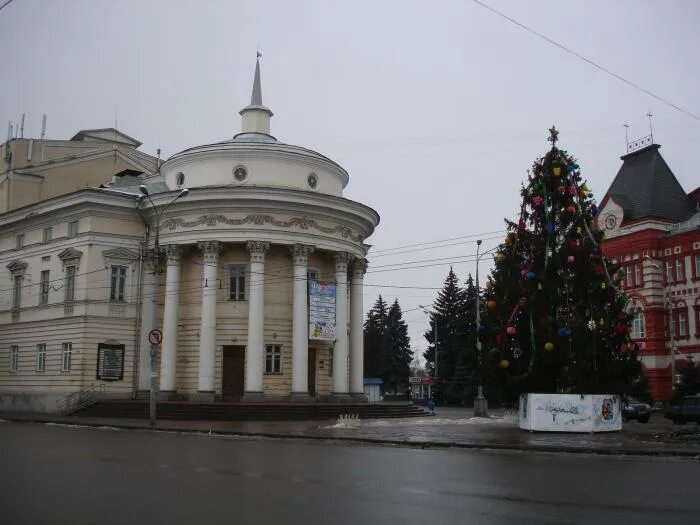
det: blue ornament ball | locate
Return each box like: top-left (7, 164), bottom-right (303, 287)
top-left (526, 271), bottom-right (536, 280)
top-left (557, 327), bottom-right (569, 337)
top-left (545, 223), bottom-right (554, 233)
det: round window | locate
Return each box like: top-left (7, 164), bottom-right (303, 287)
top-left (233, 165), bottom-right (248, 182)
top-left (307, 173), bottom-right (318, 189)
top-left (176, 172), bottom-right (185, 187)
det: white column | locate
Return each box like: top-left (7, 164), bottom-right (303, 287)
top-left (291, 244), bottom-right (314, 396)
top-left (332, 252), bottom-right (350, 396)
top-left (137, 252), bottom-right (155, 391)
top-left (197, 241), bottom-right (219, 396)
top-left (350, 258), bottom-right (367, 397)
top-left (160, 244), bottom-right (182, 394)
top-left (245, 241), bottom-right (269, 396)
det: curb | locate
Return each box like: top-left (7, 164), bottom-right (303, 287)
top-left (3, 415), bottom-right (699, 459)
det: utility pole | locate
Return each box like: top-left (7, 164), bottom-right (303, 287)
top-left (474, 239), bottom-right (489, 417)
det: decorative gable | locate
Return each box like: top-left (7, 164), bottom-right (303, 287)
top-left (6, 259), bottom-right (28, 274)
top-left (58, 248), bottom-right (83, 263)
top-left (102, 248), bottom-right (139, 262)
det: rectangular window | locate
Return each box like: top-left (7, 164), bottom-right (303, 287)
top-left (669, 313), bottom-right (675, 338)
top-left (228, 265), bottom-right (246, 301)
top-left (695, 254), bottom-right (700, 279)
top-left (64, 266), bottom-right (76, 302)
top-left (12, 275), bottom-right (22, 310)
top-left (676, 258), bottom-right (685, 282)
top-left (109, 265), bottom-right (127, 301)
top-left (10, 345), bottom-right (19, 372)
top-left (39, 270), bottom-right (50, 305)
top-left (67, 220), bottom-right (78, 238)
top-left (678, 309), bottom-right (688, 337)
top-left (328, 348), bottom-right (333, 377)
top-left (16, 234), bottom-right (24, 250)
top-left (42, 227), bottom-right (52, 244)
top-left (631, 311), bottom-right (645, 339)
top-left (665, 260), bottom-right (674, 283)
top-left (307, 270), bottom-right (319, 283)
top-left (36, 344), bottom-right (46, 372)
top-left (634, 264), bottom-right (642, 287)
top-left (265, 344), bottom-right (282, 374)
top-left (61, 342), bottom-right (72, 372)
top-left (625, 266), bottom-right (632, 288)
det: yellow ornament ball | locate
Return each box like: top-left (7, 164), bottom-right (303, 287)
top-left (544, 342), bottom-right (554, 352)
top-left (599, 318), bottom-right (605, 327)
top-left (553, 166), bottom-right (561, 177)
top-left (500, 359), bottom-right (510, 369)
top-left (497, 253), bottom-right (506, 262)
top-left (601, 282), bottom-right (606, 289)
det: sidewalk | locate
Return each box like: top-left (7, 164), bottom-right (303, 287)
top-left (2, 407), bottom-right (699, 458)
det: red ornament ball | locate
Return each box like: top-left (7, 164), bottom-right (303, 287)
top-left (566, 205), bottom-right (576, 214)
top-left (506, 326), bottom-right (516, 336)
top-left (487, 300), bottom-right (497, 310)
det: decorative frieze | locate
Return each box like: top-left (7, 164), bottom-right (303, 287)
top-left (164, 213), bottom-right (363, 242)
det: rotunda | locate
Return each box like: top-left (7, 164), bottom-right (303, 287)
top-left (137, 56), bottom-right (379, 402)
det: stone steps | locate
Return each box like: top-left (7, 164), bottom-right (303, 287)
top-left (76, 400), bottom-right (432, 421)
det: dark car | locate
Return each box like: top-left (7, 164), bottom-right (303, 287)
top-left (622, 397), bottom-right (651, 423)
top-left (665, 394), bottom-right (700, 425)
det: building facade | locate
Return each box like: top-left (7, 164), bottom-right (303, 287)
top-left (0, 58), bottom-right (379, 411)
top-left (598, 141), bottom-right (700, 401)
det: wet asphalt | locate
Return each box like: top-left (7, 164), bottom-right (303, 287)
top-left (1, 421), bottom-right (699, 525)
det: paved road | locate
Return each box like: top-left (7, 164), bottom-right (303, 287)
top-left (1, 422), bottom-right (698, 525)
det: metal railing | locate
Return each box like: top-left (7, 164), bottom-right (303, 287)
top-left (56, 383), bottom-right (105, 415)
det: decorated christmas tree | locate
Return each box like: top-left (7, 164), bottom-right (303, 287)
top-left (481, 128), bottom-right (642, 400)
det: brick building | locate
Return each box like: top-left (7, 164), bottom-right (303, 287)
top-left (598, 141), bottom-right (700, 401)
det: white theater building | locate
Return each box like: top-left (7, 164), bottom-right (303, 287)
top-left (0, 58), bottom-right (379, 411)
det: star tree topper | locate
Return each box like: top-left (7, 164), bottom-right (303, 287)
top-left (548, 126), bottom-right (559, 147)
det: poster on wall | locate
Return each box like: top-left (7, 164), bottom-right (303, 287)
top-left (96, 343), bottom-right (125, 381)
top-left (309, 280), bottom-right (336, 341)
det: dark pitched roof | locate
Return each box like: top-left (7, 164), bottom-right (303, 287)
top-left (605, 144), bottom-right (695, 223)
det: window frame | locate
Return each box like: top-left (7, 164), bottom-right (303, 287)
top-left (42, 227), bottom-right (52, 244)
top-left (665, 260), bottom-right (674, 283)
top-left (694, 253), bottom-right (700, 281)
top-left (12, 274), bottom-right (23, 310)
top-left (676, 257), bottom-right (685, 282)
top-left (634, 263), bottom-right (642, 288)
top-left (109, 265), bottom-right (127, 302)
top-left (67, 220), bottom-right (79, 238)
top-left (265, 344), bottom-right (282, 374)
top-left (228, 264), bottom-right (247, 301)
top-left (39, 270), bottom-right (50, 305)
top-left (64, 265), bottom-right (76, 302)
top-left (36, 343), bottom-right (46, 372)
top-left (16, 234), bottom-right (24, 250)
top-left (10, 345), bottom-right (19, 372)
top-left (61, 342), bottom-right (72, 372)
top-left (631, 310), bottom-right (645, 339)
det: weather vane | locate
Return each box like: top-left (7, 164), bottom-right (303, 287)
top-left (547, 126), bottom-right (559, 147)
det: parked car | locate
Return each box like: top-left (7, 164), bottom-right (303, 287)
top-left (622, 397), bottom-right (651, 423)
top-left (664, 394), bottom-right (700, 424)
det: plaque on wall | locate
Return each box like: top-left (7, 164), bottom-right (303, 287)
top-left (96, 343), bottom-right (125, 381)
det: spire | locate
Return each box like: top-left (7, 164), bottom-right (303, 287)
top-left (251, 52), bottom-right (263, 106)
top-left (238, 52), bottom-right (274, 136)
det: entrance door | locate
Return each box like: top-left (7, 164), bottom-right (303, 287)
top-left (307, 348), bottom-right (317, 397)
top-left (222, 345), bottom-right (245, 401)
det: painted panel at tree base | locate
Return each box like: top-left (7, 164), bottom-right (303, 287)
top-left (519, 393), bottom-right (621, 432)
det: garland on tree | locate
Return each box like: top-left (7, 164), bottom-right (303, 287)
top-left (481, 127), bottom-right (641, 396)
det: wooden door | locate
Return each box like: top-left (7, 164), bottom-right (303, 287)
top-left (307, 348), bottom-right (317, 397)
top-left (222, 345), bottom-right (245, 401)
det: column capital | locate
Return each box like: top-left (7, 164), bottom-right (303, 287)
top-left (198, 241), bottom-right (220, 265)
top-left (352, 258), bottom-right (368, 277)
top-left (247, 241), bottom-right (270, 263)
top-left (334, 251), bottom-right (352, 273)
top-left (291, 244), bottom-right (314, 266)
top-left (164, 244), bottom-right (183, 264)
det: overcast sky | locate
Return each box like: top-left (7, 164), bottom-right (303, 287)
top-left (2, 0), bottom-right (698, 360)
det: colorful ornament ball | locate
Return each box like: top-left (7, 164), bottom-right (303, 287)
top-left (544, 342), bottom-right (554, 352)
top-left (506, 326), bottom-right (516, 336)
top-left (500, 359), bottom-right (510, 369)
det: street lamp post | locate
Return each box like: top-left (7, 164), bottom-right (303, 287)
top-left (474, 240), bottom-right (488, 417)
top-left (643, 255), bottom-right (677, 400)
top-left (137, 185), bottom-right (189, 426)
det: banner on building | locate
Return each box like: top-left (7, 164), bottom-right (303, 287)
top-left (309, 280), bottom-right (336, 341)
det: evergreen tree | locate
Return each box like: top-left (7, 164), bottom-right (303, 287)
top-left (482, 128), bottom-right (642, 401)
top-left (382, 299), bottom-right (413, 393)
top-left (363, 295), bottom-right (388, 377)
top-left (423, 267), bottom-right (468, 402)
